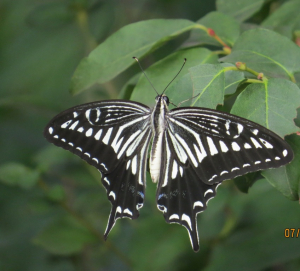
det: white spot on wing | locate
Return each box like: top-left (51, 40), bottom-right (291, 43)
top-left (116, 206), bottom-right (122, 214)
top-left (85, 128), bottom-right (93, 137)
top-left (84, 152), bottom-right (90, 157)
top-left (243, 163), bottom-right (250, 167)
top-left (109, 191), bottom-right (116, 200)
top-left (102, 127), bottom-right (113, 145)
top-left (204, 189), bottom-right (213, 197)
top-left (275, 156), bottom-right (280, 160)
top-left (251, 129), bottom-right (259, 135)
top-left (220, 170), bottom-right (228, 176)
top-left (259, 138), bottom-right (273, 149)
top-left (69, 120), bottom-right (79, 130)
top-left (94, 129), bottom-right (102, 140)
top-left (232, 142), bottom-right (240, 151)
top-left (265, 158), bottom-right (271, 162)
top-left (76, 147), bottom-right (82, 152)
top-left (193, 201), bottom-right (204, 209)
top-left (172, 160), bottom-right (178, 179)
top-left (124, 208), bottom-right (133, 216)
top-left (251, 137), bottom-right (262, 148)
top-left (73, 112), bottom-right (78, 118)
top-left (181, 214), bottom-right (192, 230)
top-left (254, 161), bottom-right (261, 164)
top-left (179, 166), bottom-right (183, 177)
top-left (61, 120), bottom-right (72, 129)
top-left (208, 174), bottom-right (217, 182)
top-left (219, 140), bottom-right (228, 153)
top-left (77, 127), bottom-right (84, 133)
top-left (169, 214), bottom-right (179, 220)
top-left (283, 149), bottom-right (288, 157)
top-left (92, 158), bottom-right (98, 163)
top-left (231, 167), bottom-right (239, 172)
top-left (244, 143), bottom-right (252, 149)
top-left (131, 155), bottom-right (137, 175)
top-left (207, 136), bottom-right (218, 156)
top-left (68, 142), bottom-right (74, 146)
top-left (49, 127), bottom-right (53, 134)
top-left (103, 177), bottom-right (110, 185)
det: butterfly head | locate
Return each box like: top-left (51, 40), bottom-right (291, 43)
top-left (155, 94), bottom-right (170, 106)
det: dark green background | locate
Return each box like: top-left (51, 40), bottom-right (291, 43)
top-left (1, 0), bottom-right (300, 270)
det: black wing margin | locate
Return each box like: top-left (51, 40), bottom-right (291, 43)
top-left (44, 100), bottom-right (152, 238)
top-left (156, 107), bottom-right (293, 251)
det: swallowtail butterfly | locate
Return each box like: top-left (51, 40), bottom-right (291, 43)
top-left (44, 60), bottom-right (293, 251)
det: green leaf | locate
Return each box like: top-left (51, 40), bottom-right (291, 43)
top-left (222, 64), bottom-right (245, 95)
top-left (261, 0), bottom-right (300, 39)
top-left (262, 134), bottom-right (300, 201)
top-left (222, 28), bottom-right (300, 80)
top-left (189, 64), bottom-right (225, 109)
top-left (0, 163), bottom-right (39, 189)
top-left (130, 47), bottom-right (218, 106)
top-left (33, 217), bottom-right (96, 255)
top-left (189, 11), bottom-right (240, 47)
top-left (216, 0), bottom-right (265, 22)
top-left (70, 19), bottom-right (196, 94)
top-left (231, 78), bottom-right (300, 137)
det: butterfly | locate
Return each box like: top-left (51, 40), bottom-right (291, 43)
top-left (44, 59), bottom-right (293, 251)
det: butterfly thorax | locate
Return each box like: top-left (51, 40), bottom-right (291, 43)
top-left (150, 95), bottom-right (169, 183)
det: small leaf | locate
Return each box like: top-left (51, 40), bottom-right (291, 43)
top-left (261, 1), bottom-right (300, 39)
top-left (222, 28), bottom-right (300, 80)
top-left (131, 47), bottom-right (217, 106)
top-left (70, 19), bottom-right (196, 94)
top-left (189, 11), bottom-right (240, 46)
top-left (188, 64), bottom-right (225, 109)
top-left (231, 78), bottom-right (300, 137)
top-left (262, 134), bottom-right (300, 201)
top-left (0, 163), bottom-right (39, 189)
top-left (33, 217), bottom-right (96, 255)
top-left (216, 0), bottom-right (265, 22)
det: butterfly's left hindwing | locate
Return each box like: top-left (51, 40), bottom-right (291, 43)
top-left (44, 100), bottom-right (152, 237)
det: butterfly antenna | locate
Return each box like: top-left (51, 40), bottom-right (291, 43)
top-left (162, 58), bottom-right (186, 95)
top-left (133, 57), bottom-right (159, 95)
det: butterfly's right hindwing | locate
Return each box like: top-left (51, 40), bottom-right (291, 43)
top-left (44, 100), bottom-right (152, 237)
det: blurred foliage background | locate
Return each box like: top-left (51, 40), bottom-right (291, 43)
top-left (1, 0), bottom-right (300, 270)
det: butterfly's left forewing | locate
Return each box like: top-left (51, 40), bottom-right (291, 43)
top-left (44, 100), bottom-right (152, 237)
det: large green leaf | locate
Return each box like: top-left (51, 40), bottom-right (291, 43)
top-left (261, 0), bottom-right (300, 39)
top-left (0, 163), bottom-right (39, 189)
top-left (33, 217), bottom-right (96, 255)
top-left (189, 11), bottom-right (240, 47)
top-left (222, 28), bottom-right (300, 80)
top-left (130, 47), bottom-right (218, 106)
top-left (188, 64), bottom-right (225, 109)
top-left (230, 78), bottom-right (300, 137)
top-left (216, 0), bottom-right (265, 22)
top-left (70, 19), bottom-right (196, 94)
top-left (262, 134), bottom-right (300, 201)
